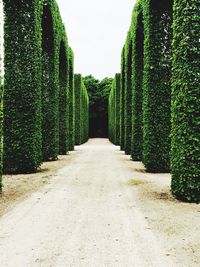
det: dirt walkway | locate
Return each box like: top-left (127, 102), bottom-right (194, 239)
top-left (0, 139), bottom-right (199, 266)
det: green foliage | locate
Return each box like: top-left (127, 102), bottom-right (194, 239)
top-left (108, 78), bottom-right (116, 143)
top-left (171, 0), bottom-right (200, 202)
top-left (68, 47), bottom-right (75, 151)
top-left (142, 0), bottom-right (173, 172)
top-left (115, 74), bottom-right (121, 145)
top-left (41, 1), bottom-right (69, 161)
top-left (3, 0), bottom-right (71, 173)
top-left (0, 79), bottom-right (3, 191)
top-left (3, 1), bottom-right (42, 173)
top-left (124, 30), bottom-right (133, 155)
top-left (131, 3), bottom-right (144, 161)
top-left (120, 47), bottom-right (125, 151)
top-left (58, 40), bottom-right (69, 155)
top-left (84, 75), bottom-right (112, 137)
top-left (108, 74), bottom-right (120, 145)
top-left (74, 74), bottom-right (89, 145)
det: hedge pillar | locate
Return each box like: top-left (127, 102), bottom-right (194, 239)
top-left (171, 0), bottom-right (200, 202)
top-left (115, 73), bottom-right (121, 145)
top-left (58, 40), bottom-right (69, 155)
top-left (108, 81), bottom-right (116, 143)
top-left (131, 5), bottom-right (144, 161)
top-left (41, 3), bottom-right (59, 161)
top-left (0, 0), bottom-right (3, 189)
top-left (142, 0), bottom-right (173, 172)
top-left (124, 31), bottom-right (133, 155)
top-left (74, 74), bottom-right (89, 145)
top-left (68, 47), bottom-right (75, 151)
top-left (3, 1), bottom-right (42, 173)
top-left (120, 47), bottom-right (126, 151)
top-left (74, 74), bottom-right (81, 145)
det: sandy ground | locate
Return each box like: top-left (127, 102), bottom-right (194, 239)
top-left (0, 138), bottom-right (199, 267)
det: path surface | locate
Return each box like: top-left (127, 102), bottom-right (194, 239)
top-left (0, 139), bottom-right (175, 266)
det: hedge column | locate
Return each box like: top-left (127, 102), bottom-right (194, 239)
top-left (171, 0), bottom-right (200, 202)
top-left (3, 1), bottom-right (42, 173)
top-left (120, 47), bottom-right (126, 151)
top-left (58, 39), bottom-right (69, 155)
top-left (41, 2), bottom-right (58, 161)
top-left (115, 74), bottom-right (121, 145)
top-left (74, 74), bottom-right (89, 145)
top-left (108, 81), bottom-right (116, 143)
top-left (0, 0), bottom-right (3, 189)
top-left (124, 31), bottom-right (133, 155)
top-left (68, 47), bottom-right (75, 151)
top-left (142, 0), bottom-right (173, 172)
top-left (131, 4), bottom-right (144, 161)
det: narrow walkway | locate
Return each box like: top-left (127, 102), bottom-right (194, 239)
top-left (0, 139), bottom-right (173, 267)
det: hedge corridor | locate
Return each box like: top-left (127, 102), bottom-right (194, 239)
top-left (108, 0), bottom-right (200, 203)
top-left (0, 0), bottom-right (89, 190)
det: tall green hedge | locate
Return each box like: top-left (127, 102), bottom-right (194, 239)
top-left (41, 1), bottom-right (69, 161)
top-left (58, 38), bottom-right (69, 155)
top-left (171, 0), bottom-right (200, 202)
top-left (81, 85), bottom-right (89, 143)
top-left (108, 78), bottom-right (116, 144)
top-left (142, 0), bottom-right (173, 172)
top-left (108, 73), bottom-right (121, 145)
top-left (120, 47), bottom-right (126, 151)
top-left (124, 30), bottom-right (133, 155)
top-left (3, 1), bottom-right (42, 173)
top-left (3, 0), bottom-right (72, 172)
top-left (131, 3), bottom-right (144, 161)
top-left (68, 47), bottom-right (75, 151)
top-left (74, 74), bottom-right (89, 145)
top-left (0, 79), bottom-right (3, 191)
top-left (115, 74), bottom-right (121, 145)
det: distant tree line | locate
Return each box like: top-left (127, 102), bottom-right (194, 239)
top-left (84, 75), bottom-right (113, 138)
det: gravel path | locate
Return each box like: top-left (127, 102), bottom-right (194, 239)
top-left (0, 139), bottom-right (198, 266)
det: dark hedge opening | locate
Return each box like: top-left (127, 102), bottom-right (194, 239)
top-left (42, 4), bottom-right (54, 54)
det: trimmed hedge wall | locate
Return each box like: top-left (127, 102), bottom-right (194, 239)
top-left (3, 0), bottom-right (73, 173)
top-left (3, 1), bottom-right (43, 173)
top-left (0, 0), bottom-right (3, 190)
top-left (124, 30), bottom-right (133, 155)
top-left (171, 1), bottom-right (200, 202)
top-left (108, 77), bottom-right (116, 144)
top-left (41, 2), bottom-right (69, 161)
top-left (59, 39), bottom-right (69, 155)
top-left (108, 73), bottom-right (121, 145)
top-left (131, 3), bottom-right (144, 161)
top-left (115, 74), bottom-right (121, 145)
top-left (116, 0), bottom-right (199, 202)
top-left (142, 0), bottom-right (173, 172)
top-left (74, 74), bottom-right (89, 145)
top-left (68, 47), bottom-right (75, 151)
top-left (0, 79), bottom-right (2, 191)
top-left (120, 47), bottom-right (125, 151)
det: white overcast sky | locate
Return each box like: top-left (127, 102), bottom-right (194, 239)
top-left (56, 0), bottom-right (136, 80)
